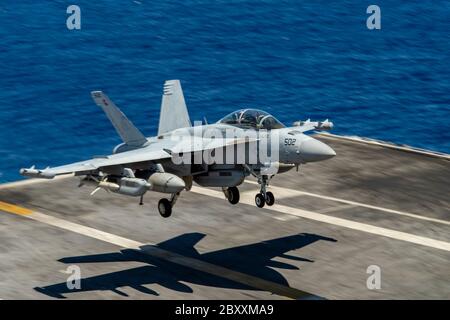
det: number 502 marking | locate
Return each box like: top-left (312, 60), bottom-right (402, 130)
top-left (284, 138), bottom-right (296, 146)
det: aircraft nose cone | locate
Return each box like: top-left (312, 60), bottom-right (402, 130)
top-left (299, 139), bottom-right (336, 162)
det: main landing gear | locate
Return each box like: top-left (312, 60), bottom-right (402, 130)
top-left (223, 186), bottom-right (240, 205)
top-left (138, 192), bottom-right (177, 218)
top-left (157, 192), bottom-right (180, 218)
top-left (254, 175), bottom-right (275, 208)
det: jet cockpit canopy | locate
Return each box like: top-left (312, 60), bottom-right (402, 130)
top-left (218, 109), bottom-right (285, 130)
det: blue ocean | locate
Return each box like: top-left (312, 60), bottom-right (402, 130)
top-left (0, 1), bottom-right (449, 182)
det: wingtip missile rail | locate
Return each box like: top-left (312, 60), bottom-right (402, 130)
top-left (292, 119), bottom-right (334, 130)
top-left (19, 166), bottom-right (56, 179)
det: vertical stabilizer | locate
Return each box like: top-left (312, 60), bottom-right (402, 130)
top-left (158, 80), bottom-right (191, 135)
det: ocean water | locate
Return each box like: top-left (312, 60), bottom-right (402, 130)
top-left (0, 0), bottom-right (449, 182)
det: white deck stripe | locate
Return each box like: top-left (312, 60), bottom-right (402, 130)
top-left (241, 188), bottom-right (305, 201)
top-left (316, 132), bottom-right (450, 160)
top-left (190, 186), bottom-right (450, 252)
top-left (30, 212), bottom-right (142, 248)
top-left (317, 204), bottom-right (357, 214)
top-left (245, 180), bottom-right (450, 226)
top-left (239, 192), bottom-right (298, 221)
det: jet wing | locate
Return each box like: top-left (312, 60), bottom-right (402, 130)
top-left (20, 137), bottom-right (257, 179)
top-left (20, 147), bottom-right (172, 178)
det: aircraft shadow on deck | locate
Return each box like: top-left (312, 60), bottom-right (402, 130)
top-left (34, 232), bottom-right (336, 299)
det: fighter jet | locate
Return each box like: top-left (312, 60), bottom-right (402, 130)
top-left (20, 80), bottom-right (336, 217)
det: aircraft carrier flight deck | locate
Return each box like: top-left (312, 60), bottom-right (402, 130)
top-left (0, 134), bottom-right (449, 299)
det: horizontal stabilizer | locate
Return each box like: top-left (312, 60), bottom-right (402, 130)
top-left (91, 91), bottom-right (147, 147)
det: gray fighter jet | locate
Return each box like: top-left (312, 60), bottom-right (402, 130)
top-left (20, 80), bottom-right (336, 217)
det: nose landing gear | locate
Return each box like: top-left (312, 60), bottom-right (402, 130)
top-left (255, 193), bottom-right (265, 208)
top-left (255, 175), bottom-right (275, 208)
top-left (265, 191), bottom-right (275, 206)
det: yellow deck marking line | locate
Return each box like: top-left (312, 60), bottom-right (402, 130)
top-left (0, 201), bottom-right (33, 215)
top-left (245, 180), bottom-right (450, 226)
top-left (190, 186), bottom-right (450, 252)
top-left (0, 202), bottom-right (313, 300)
